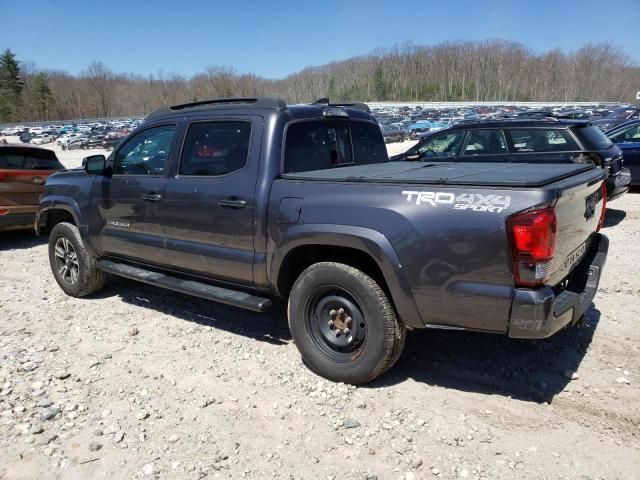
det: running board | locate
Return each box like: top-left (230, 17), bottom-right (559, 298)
top-left (97, 260), bottom-right (272, 312)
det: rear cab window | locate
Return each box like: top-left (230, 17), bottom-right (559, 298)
top-left (0, 147), bottom-right (64, 170)
top-left (283, 120), bottom-right (387, 174)
top-left (506, 128), bottom-right (580, 153)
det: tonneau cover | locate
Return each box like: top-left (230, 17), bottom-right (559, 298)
top-left (281, 161), bottom-right (595, 188)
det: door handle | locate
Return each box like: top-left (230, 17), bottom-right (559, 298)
top-left (140, 193), bottom-right (162, 202)
top-left (218, 198), bottom-right (247, 209)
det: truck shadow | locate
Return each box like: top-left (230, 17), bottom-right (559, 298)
top-left (602, 208), bottom-right (626, 228)
top-left (0, 230), bottom-right (47, 251)
top-left (92, 276), bottom-right (599, 402)
top-left (94, 276), bottom-right (292, 346)
top-left (370, 306), bottom-right (601, 403)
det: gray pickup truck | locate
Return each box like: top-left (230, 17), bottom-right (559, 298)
top-left (37, 97), bottom-right (609, 384)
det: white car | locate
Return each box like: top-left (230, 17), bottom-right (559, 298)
top-left (30, 134), bottom-right (54, 145)
top-left (56, 133), bottom-right (81, 145)
top-left (1, 126), bottom-right (24, 135)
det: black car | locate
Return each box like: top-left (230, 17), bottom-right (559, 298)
top-left (393, 118), bottom-right (631, 200)
top-left (79, 135), bottom-right (108, 149)
top-left (591, 106), bottom-right (640, 131)
top-left (606, 119), bottom-right (640, 186)
top-left (102, 135), bottom-right (126, 150)
top-left (381, 124), bottom-right (405, 143)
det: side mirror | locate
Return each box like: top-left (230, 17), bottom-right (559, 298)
top-left (83, 154), bottom-right (107, 175)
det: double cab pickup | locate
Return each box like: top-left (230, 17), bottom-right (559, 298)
top-left (37, 97), bottom-right (608, 384)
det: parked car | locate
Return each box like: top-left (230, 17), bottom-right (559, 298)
top-left (61, 137), bottom-right (88, 150)
top-left (592, 106), bottom-right (640, 131)
top-left (392, 118), bottom-right (631, 201)
top-left (56, 133), bottom-right (82, 146)
top-left (381, 124), bottom-right (405, 143)
top-left (0, 145), bottom-right (65, 231)
top-left (30, 134), bottom-right (54, 145)
top-left (37, 97), bottom-right (608, 384)
top-left (19, 131), bottom-right (34, 143)
top-left (606, 119), bottom-right (640, 186)
top-left (102, 135), bottom-right (126, 150)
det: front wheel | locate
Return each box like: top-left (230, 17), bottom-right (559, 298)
top-left (288, 262), bottom-right (406, 384)
top-left (48, 222), bottom-right (106, 297)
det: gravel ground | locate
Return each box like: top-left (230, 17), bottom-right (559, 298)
top-left (0, 139), bottom-right (639, 479)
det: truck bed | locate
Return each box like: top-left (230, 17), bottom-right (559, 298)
top-left (282, 161), bottom-right (595, 188)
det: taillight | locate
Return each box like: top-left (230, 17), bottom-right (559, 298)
top-left (597, 183), bottom-right (607, 232)
top-left (0, 209), bottom-right (8, 216)
top-left (506, 207), bottom-right (557, 288)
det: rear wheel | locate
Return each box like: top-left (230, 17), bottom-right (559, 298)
top-left (288, 262), bottom-right (406, 384)
top-left (48, 222), bottom-right (106, 297)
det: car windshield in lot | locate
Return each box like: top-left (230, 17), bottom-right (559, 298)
top-left (579, 125), bottom-right (614, 150)
top-left (605, 109), bottom-right (635, 120)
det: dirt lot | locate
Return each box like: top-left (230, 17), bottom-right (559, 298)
top-left (0, 140), bottom-right (639, 479)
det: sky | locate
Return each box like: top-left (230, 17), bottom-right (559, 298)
top-left (1, 0), bottom-right (639, 79)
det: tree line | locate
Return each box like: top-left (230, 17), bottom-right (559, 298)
top-left (1, 39), bottom-right (639, 123)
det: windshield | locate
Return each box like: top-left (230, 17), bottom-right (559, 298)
top-left (605, 109), bottom-right (634, 120)
top-left (579, 126), bottom-right (614, 150)
top-left (0, 147), bottom-right (64, 170)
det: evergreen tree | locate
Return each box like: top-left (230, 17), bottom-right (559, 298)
top-left (326, 76), bottom-right (337, 100)
top-left (372, 66), bottom-right (386, 100)
top-left (0, 49), bottom-right (24, 121)
top-left (33, 72), bottom-right (54, 119)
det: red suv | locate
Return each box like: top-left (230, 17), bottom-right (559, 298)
top-left (0, 144), bottom-right (65, 231)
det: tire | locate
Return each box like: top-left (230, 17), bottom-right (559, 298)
top-left (48, 222), bottom-right (106, 297)
top-left (288, 262), bottom-right (407, 384)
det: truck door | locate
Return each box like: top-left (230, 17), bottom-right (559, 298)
top-left (161, 117), bottom-right (262, 285)
top-left (92, 124), bottom-right (177, 266)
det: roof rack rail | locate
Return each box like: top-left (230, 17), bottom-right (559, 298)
top-left (146, 97), bottom-right (287, 119)
top-left (312, 98), bottom-right (371, 113)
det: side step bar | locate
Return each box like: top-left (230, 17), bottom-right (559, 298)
top-left (97, 260), bottom-right (272, 312)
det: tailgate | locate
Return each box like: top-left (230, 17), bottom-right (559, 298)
top-left (546, 170), bottom-right (606, 286)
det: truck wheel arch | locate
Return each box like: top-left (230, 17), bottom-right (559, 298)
top-left (36, 199), bottom-right (97, 258)
top-left (269, 225), bottom-right (424, 329)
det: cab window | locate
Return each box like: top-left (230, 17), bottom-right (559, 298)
top-left (113, 125), bottom-right (175, 176)
top-left (284, 121), bottom-right (353, 173)
top-left (179, 122), bottom-right (251, 176)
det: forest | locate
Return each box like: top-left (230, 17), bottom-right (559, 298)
top-left (1, 39), bottom-right (639, 122)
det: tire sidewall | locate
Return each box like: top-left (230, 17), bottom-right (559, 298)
top-left (288, 264), bottom-right (390, 383)
top-left (48, 223), bottom-right (88, 297)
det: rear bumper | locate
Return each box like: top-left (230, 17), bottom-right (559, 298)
top-left (508, 233), bottom-right (608, 339)
top-left (605, 168), bottom-right (631, 201)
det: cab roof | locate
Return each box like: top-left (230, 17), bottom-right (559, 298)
top-left (145, 97), bottom-right (375, 123)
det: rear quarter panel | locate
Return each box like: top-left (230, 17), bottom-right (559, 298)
top-left (269, 180), bottom-right (558, 332)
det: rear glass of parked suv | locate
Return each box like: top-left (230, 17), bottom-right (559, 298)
top-left (284, 120), bottom-right (387, 173)
top-left (506, 128), bottom-right (579, 153)
top-left (576, 125), bottom-right (614, 150)
top-left (0, 147), bottom-right (64, 170)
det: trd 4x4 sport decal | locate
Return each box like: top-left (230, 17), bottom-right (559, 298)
top-left (402, 191), bottom-right (511, 213)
